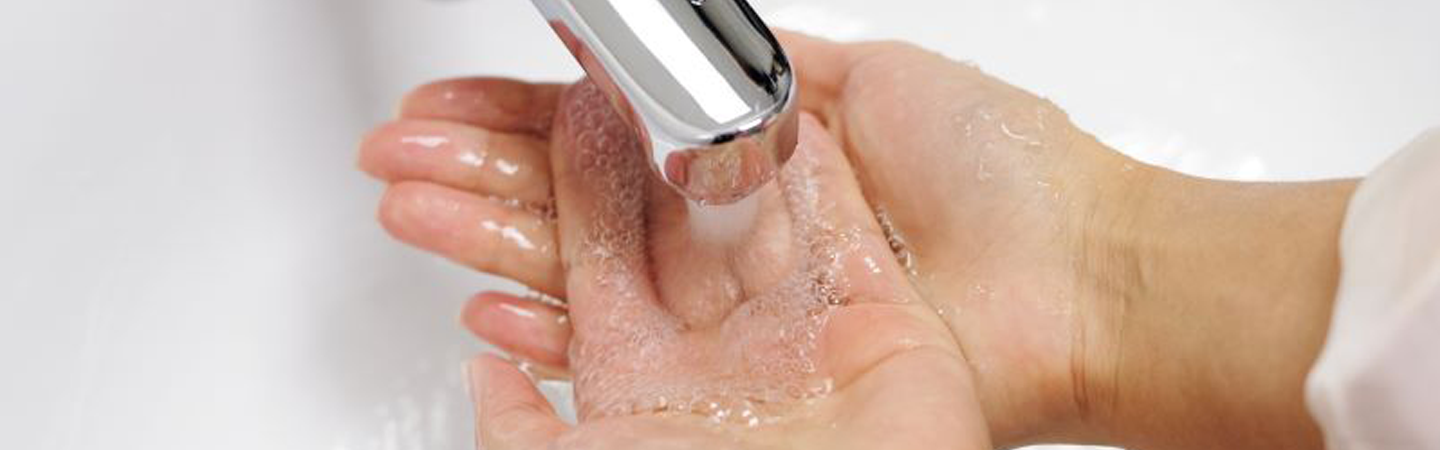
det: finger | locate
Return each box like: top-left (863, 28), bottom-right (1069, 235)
top-left (462, 292), bottom-right (572, 370)
top-left (379, 182), bottom-right (564, 297)
top-left (402, 78), bottom-right (564, 138)
top-left (469, 354), bottom-right (568, 450)
top-left (360, 119), bottom-right (553, 205)
top-left (547, 80), bottom-right (674, 345)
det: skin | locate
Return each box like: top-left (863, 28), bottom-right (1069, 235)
top-left (359, 32), bottom-right (1356, 450)
top-left (366, 77), bottom-right (992, 450)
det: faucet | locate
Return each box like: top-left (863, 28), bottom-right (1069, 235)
top-left (531, 0), bottom-right (799, 205)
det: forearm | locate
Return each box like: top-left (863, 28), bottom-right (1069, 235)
top-left (1095, 167), bottom-right (1357, 450)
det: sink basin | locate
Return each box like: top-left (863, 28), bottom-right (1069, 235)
top-left (1, 1), bottom-right (1435, 449)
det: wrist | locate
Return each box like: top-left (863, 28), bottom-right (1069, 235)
top-left (1081, 157), bottom-right (1356, 450)
top-left (1053, 135), bottom-right (1158, 443)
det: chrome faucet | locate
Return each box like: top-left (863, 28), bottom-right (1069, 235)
top-left (531, 0), bottom-right (799, 205)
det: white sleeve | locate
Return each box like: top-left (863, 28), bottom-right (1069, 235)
top-left (1307, 128), bottom-right (1440, 450)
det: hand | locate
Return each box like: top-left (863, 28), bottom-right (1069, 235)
top-left (361, 32), bottom-right (1357, 450)
top-left (358, 34), bottom-right (1101, 446)
top-left (362, 78), bottom-right (991, 449)
top-left (767, 34), bottom-right (1354, 449)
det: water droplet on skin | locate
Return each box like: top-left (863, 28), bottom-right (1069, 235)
top-left (873, 206), bottom-right (919, 277)
top-left (710, 406), bottom-right (731, 424)
top-left (970, 284), bottom-right (994, 302)
top-left (516, 360), bottom-right (538, 379)
top-left (401, 135), bottom-right (449, 149)
top-left (495, 158), bottom-right (521, 176)
top-left (498, 302), bottom-right (538, 320)
top-left (1000, 122), bottom-right (1044, 147)
top-left (481, 220), bottom-right (539, 251)
top-left (523, 288), bottom-right (567, 308)
top-left (863, 256), bottom-right (883, 274)
top-left (457, 151), bottom-right (486, 168)
top-left (808, 378), bottom-right (835, 396)
top-left (741, 409), bottom-right (760, 427)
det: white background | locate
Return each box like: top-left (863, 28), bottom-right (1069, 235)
top-left (1, 1), bottom-right (1437, 449)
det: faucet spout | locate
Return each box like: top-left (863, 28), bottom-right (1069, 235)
top-left (532, 0), bottom-right (799, 205)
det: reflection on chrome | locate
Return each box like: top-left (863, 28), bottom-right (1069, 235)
top-left (532, 0), bottom-right (799, 205)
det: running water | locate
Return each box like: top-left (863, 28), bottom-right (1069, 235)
top-left (686, 195), bottom-right (762, 245)
top-left (553, 80), bottom-right (845, 427)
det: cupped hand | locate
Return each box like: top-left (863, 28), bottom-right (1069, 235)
top-left (361, 29), bottom-right (1361, 450)
top-left (361, 75), bottom-right (991, 449)
top-left (359, 32), bottom-right (1134, 447)
top-left (373, 32), bottom-right (1136, 445)
top-left (746, 32), bottom-right (1345, 450)
top-left (773, 34), bottom-right (1147, 444)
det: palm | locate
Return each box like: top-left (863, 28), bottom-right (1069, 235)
top-left (514, 80), bottom-right (986, 449)
top-left (786, 36), bottom-right (1133, 441)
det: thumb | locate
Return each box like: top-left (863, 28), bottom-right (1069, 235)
top-left (468, 354), bottom-right (569, 450)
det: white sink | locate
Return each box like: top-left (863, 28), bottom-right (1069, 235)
top-left (1, 1), bottom-right (1436, 449)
